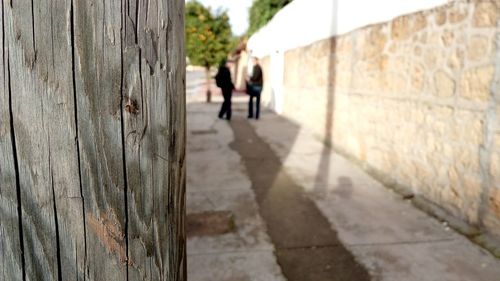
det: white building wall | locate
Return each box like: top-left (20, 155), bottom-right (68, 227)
top-left (247, 0), bottom-right (450, 57)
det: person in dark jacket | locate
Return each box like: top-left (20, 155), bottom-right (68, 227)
top-left (215, 59), bottom-right (234, 120)
top-left (247, 57), bottom-right (263, 119)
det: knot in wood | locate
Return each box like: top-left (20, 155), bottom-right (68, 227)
top-left (125, 98), bottom-right (139, 115)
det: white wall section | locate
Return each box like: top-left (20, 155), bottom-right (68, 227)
top-left (248, 0), bottom-right (450, 57)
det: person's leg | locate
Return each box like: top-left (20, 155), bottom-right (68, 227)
top-left (256, 91), bottom-right (261, 119)
top-left (248, 93), bottom-right (254, 118)
top-left (227, 91), bottom-right (232, 120)
top-left (222, 88), bottom-right (232, 120)
top-left (218, 96), bottom-right (226, 119)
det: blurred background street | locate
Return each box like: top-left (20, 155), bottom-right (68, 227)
top-left (185, 0), bottom-right (500, 280)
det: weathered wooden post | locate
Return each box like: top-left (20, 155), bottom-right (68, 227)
top-left (0, 0), bottom-right (186, 280)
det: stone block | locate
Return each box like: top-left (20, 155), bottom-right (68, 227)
top-left (416, 164), bottom-right (436, 187)
top-left (455, 148), bottom-right (481, 174)
top-left (434, 120), bottom-right (450, 137)
top-left (447, 48), bottom-right (465, 71)
top-left (463, 175), bottom-right (482, 200)
top-left (382, 73), bottom-right (407, 94)
top-left (434, 70), bottom-right (456, 97)
top-left (458, 111), bottom-right (484, 146)
top-left (491, 152), bottom-right (500, 180)
top-left (411, 63), bottom-right (425, 92)
top-left (428, 32), bottom-right (442, 45)
top-left (361, 26), bottom-right (387, 59)
top-left (473, 2), bottom-right (498, 27)
top-left (336, 35), bottom-right (353, 54)
top-left (442, 185), bottom-right (463, 210)
top-left (488, 188), bottom-right (500, 223)
top-left (497, 105), bottom-right (500, 129)
top-left (419, 32), bottom-right (428, 44)
top-left (435, 9), bottom-right (447, 26)
top-left (413, 12), bottom-right (428, 32)
top-left (434, 106), bottom-right (455, 120)
top-left (414, 107), bottom-right (425, 124)
top-left (448, 164), bottom-right (459, 182)
top-left (365, 55), bottom-right (388, 71)
top-left (467, 35), bottom-right (492, 61)
top-left (398, 159), bottom-right (418, 181)
top-left (388, 56), bottom-right (407, 73)
top-left (494, 134), bottom-right (500, 150)
top-left (414, 46), bottom-right (422, 56)
top-left (424, 132), bottom-right (437, 151)
top-left (424, 48), bottom-right (438, 70)
top-left (459, 65), bottom-right (495, 102)
top-left (388, 43), bottom-right (398, 54)
top-left (443, 143), bottom-right (455, 159)
top-left (441, 30), bottom-right (455, 46)
top-left (391, 16), bottom-right (411, 41)
top-left (449, 4), bottom-right (469, 24)
top-left (460, 174), bottom-right (482, 223)
top-left (353, 72), bottom-right (383, 93)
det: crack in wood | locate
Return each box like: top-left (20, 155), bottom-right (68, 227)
top-left (49, 166), bottom-right (63, 281)
top-left (30, 0), bottom-right (36, 68)
top-left (120, 2), bottom-right (131, 280)
top-left (135, 0), bottom-right (139, 44)
top-left (69, 0), bottom-right (87, 278)
top-left (6, 41), bottom-right (27, 281)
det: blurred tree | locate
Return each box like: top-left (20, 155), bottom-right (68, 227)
top-left (186, 0), bottom-right (234, 102)
top-left (248, 0), bottom-right (293, 36)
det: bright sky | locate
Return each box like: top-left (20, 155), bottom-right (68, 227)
top-left (193, 0), bottom-right (253, 35)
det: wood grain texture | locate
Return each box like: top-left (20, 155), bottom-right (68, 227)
top-left (0, 0), bottom-right (24, 280)
top-left (1, 0), bottom-right (186, 279)
top-left (122, 0), bottom-right (186, 280)
top-left (73, 0), bottom-right (128, 279)
top-left (4, 0), bottom-right (85, 280)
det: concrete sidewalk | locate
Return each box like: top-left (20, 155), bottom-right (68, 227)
top-left (186, 101), bottom-right (286, 281)
top-left (186, 94), bottom-right (500, 280)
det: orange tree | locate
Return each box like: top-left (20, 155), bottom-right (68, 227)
top-left (186, 0), bottom-right (233, 102)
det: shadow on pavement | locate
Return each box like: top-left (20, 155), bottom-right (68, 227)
top-left (229, 112), bottom-right (370, 281)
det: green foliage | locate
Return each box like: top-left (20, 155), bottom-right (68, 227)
top-left (248, 0), bottom-right (292, 36)
top-left (186, 1), bottom-right (234, 69)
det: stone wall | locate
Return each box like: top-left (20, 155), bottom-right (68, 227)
top-left (262, 1), bottom-right (500, 237)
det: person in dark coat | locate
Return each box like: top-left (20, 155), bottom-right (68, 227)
top-left (215, 59), bottom-right (234, 120)
top-left (247, 57), bottom-right (263, 119)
